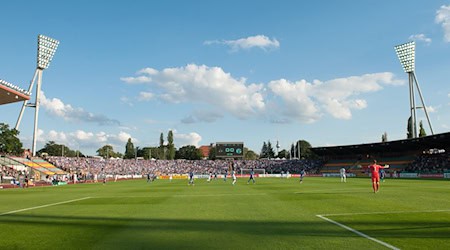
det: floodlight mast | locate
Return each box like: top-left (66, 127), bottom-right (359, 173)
top-left (394, 41), bottom-right (433, 138)
top-left (15, 34), bottom-right (59, 157)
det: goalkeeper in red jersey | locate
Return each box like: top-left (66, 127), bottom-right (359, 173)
top-left (368, 160), bottom-right (389, 193)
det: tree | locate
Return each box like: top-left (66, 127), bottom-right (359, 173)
top-left (140, 146), bottom-right (158, 159)
top-left (294, 140), bottom-right (314, 159)
top-left (124, 138), bottom-right (135, 159)
top-left (407, 116), bottom-right (413, 139)
top-left (96, 145), bottom-right (120, 158)
top-left (260, 141), bottom-right (268, 158)
top-left (267, 141), bottom-right (275, 159)
top-left (208, 146), bottom-right (217, 160)
top-left (244, 148), bottom-right (258, 160)
top-left (419, 120), bottom-right (427, 137)
top-left (38, 141), bottom-right (78, 157)
top-left (0, 123), bottom-right (23, 155)
top-left (167, 130), bottom-right (175, 160)
top-left (277, 149), bottom-right (288, 159)
top-left (381, 132), bottom-right (388, 142)
top-left (159, 132), bottom-right (166, 160)
top-left (259, 141), bottom-right (275, 159)
top-left (175, 145), bottom-right (202, 160)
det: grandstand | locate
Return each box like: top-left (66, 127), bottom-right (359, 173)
top-left (0, 79), bottom-right (30, 105)
top-left (311, 132), bottom-right (450, 175)
top-left (1, 156), bottom-right (67, 182)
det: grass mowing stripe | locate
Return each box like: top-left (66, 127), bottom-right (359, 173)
top-left (294, 188), bottom-right (368, 194)
top-left (92, 193), bottom-right (268, 199)
top-left (0, 197), bottom-right (91, 216)
top-left (316, 215), bottom-right (400, 250)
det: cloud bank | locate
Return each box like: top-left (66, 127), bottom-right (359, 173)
top-left (436, 5), bottom-right (450, 42)
top-left (40, 92), bottom-right (120, 126)
top-left (122, 64), bottom-right (403, 124)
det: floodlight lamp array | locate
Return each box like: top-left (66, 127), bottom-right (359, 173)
top-left (394, 41), bottom-right (415, 73)
top-left (0, 79), bottom-right (31, 95)
top-left (37, 34), bottom-right (59, 70)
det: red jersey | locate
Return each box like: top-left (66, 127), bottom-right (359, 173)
top-left (368, 164), bottom-right (384, 176)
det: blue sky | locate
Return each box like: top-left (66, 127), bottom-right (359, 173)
top-left (1, 0), bottom-right (449, 156)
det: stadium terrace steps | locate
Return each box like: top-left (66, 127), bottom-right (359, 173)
top-left (0, 156), bottom-right (27, 170)
top-left (32, 158), bottom-right (66, 174)
top-left (8, 157), bottom-right (66, 175)
top-left (321, 156), bottom-right (415, 173)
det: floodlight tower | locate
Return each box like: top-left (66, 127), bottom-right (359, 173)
top-left (394, 41), bottom-right (433, 138)
top-left (16, 34), bottom-right (59, 156)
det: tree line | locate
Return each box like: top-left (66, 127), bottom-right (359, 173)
top-left (1, 123), bottom-right (315, 160)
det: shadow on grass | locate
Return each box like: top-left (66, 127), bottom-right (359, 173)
top-left (1, 213), bottom-right (449, 239)
top-left (0, 214), bottom-right (450, 249)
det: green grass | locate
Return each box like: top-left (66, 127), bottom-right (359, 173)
top-left (1, 177), bottom-right (449, 249)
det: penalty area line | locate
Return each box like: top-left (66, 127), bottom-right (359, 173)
top-left (0, 197), bottom-right (92, 216)
top-left (316, 214), bottom-right (400, 250)
top-left (319, 209), bottom-right (450, 217)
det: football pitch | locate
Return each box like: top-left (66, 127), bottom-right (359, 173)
top-left (1, 177), bottom-right (449, 249)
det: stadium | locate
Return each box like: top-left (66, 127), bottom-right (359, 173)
top-left (2, 72), bottom-right (450, 249)
top-left (1, 8), bottom-right (450, 250)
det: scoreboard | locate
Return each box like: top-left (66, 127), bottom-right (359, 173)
top-left (216, 142), bottom-right (244, 158)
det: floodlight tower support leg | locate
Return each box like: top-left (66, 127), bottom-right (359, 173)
top-left (32, 69), bottom-right (43, 157)
top-left (15, 69), bottom-right (39, 130)
top-left (412, 73), bottom-right (434, 135)
top-left (408, 73), bottom-right (417, 138)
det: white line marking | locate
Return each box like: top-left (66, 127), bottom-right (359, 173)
top-left (0, 197), bottom-right (91, 216)
top-left (317, 214), bottom-right (400, 250)
top-left (320, 209), bottom-right (450, 217)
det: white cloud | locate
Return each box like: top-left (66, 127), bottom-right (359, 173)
top-left (436, 5), bottom-right (450, 42)
top-left (40, 92), bottom-right (120, 126)
top-left (122, 64), bottom-right (403, 123)
top-left (408, 34), bottom-right (432, 45)
top-left (268, 79), bottom-right (321, 123)
top-left (48, 130), bottom-right (68, 142)
top-left (122, 64), bottom-right (265, 119)
top-left (426, 106), bottom-right (437, 113)
top-left (174, 132), bottom-right (202, 147)
top-left (138, 91), bottom-right (155, 101)
top-left (268, 72), bottom-right (403, 121)
top-left (205, 35), bottom-right (280, 51)
top-left (120, 76), bottom-right (152, 84)
top-left (138, 68), bottom-right (159, 75)
top-left (72, 130), bottom-right (94, 140)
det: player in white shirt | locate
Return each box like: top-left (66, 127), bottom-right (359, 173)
top-left (340, 167), bottom-right (346, 183)
top-left (207, 172), bottom-right (212, 182)
top-left (232, 170), bottom-right (237, 185)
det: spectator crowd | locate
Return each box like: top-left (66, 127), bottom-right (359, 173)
top-left (405, 152), bottom-right (450, 173)
top-left (45, 156), bottom-right (323, 179)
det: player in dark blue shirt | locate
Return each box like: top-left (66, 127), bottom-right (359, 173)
top-left (188, 171), bottom-right (194, 185)
top-left (299, 169), bottom-right (306, 183)
top-left (380, 169), bottom-right (386, 182)
top-left (223, 169), bottom-right (228, 182)
top-left (247, 168), bottom-right (256, 184)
